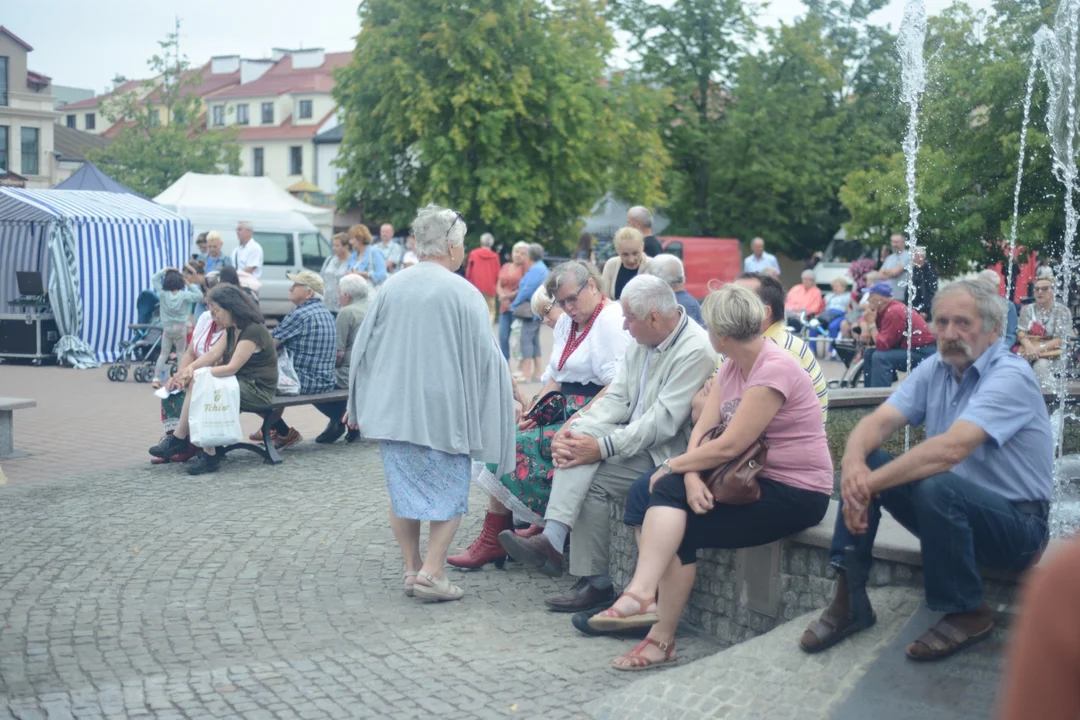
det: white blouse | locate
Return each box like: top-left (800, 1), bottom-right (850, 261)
top-left (190, 311), bottom-right (225, 358)
top-left (541, 301), bottom-right (630, 386)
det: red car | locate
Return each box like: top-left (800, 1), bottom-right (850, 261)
top-left (659, 236), bottom-right (742, 299)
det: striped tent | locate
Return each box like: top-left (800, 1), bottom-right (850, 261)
top-left (0, 189), bottom-right (191, 365)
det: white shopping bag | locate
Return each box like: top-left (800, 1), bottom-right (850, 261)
top-left (188, 367), bottom-right (243, 447)
top-left (276, 348), bottom-right (301, 396)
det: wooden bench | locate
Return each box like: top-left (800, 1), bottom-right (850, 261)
top-left (219, 389), bottom-right (350, 465)
top-left (0, 397), bottom-right (37, 459)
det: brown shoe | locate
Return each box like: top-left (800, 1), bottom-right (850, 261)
top-left (545, 577), bottom-right (615, 613)
top-left (273, 428), bottom-right (302, 450)
top-left (498, 529), bottom-right (563, 578)
top-left (250, 428), bottom-right (266, 442)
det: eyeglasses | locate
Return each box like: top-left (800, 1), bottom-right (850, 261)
top-left (555, 289), bottom-right (583, 309)
top-left (446, 212), bottom-right (463, 240)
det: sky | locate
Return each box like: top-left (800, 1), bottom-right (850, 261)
top-left (10, 0), bottom-right (994, 94)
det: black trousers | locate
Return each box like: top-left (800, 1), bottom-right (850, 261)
top-left (648, 472), bottom-right (830, 565)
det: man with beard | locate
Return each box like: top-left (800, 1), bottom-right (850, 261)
top-left (799, 279), bottom-right (1052, 663)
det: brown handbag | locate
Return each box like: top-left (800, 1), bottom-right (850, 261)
top-left (698, 424), bottom-right (768, 505)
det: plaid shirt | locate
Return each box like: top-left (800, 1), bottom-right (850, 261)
top-left (272, 299), bottom-right (337, 394)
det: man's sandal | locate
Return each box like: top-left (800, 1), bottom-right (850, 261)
top-left (799, 606), bottom-right (876, 654)
top-left (412, 570), bottom-right (464, 602)
top-left (611, 636), bottom-right (677, 672)
top-left (404, 571), bottom-right (419, 597)
top-left (587, 591), bottom-right (658, 631)
top-left (905, 616), bottom-right (994, 662)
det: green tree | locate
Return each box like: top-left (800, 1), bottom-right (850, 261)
top-left (332, 0), bottom-right (669, 250)
top-left (89, 30), bottom-right (240, 198)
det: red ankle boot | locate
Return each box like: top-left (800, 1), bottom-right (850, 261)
top-left (448, 512), bottom-right (513, 569)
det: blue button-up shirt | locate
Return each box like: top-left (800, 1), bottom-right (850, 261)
top-left (887, 340), bottom-right (1053, 502)
top-left (348, 246), bottom-right (388, 285)
top-left (272, 298), bottom-right (338, 394)
top-left (743, 252), bottom-right (781, 276)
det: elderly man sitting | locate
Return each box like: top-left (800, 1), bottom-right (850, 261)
top-left (253, 270), bottom-right (338, 448)
top-left (499, 275), bottom-right (716, 612)
top-left (647, 254), bottom-right (703, 327)
top-left (859, 280), bottom-right (936, 387)
top-left (317, 273), bottom-right (371, 444)
top-left (801, 279), bottom-right (1052, 662)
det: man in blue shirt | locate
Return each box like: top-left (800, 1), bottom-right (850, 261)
top-left (647, 253), bottom-right (703, 327)
top-left (742, 237), bottom-right (781, 278)
top-left (800, 278), bottom-right (1052, 662)
top-left (509, 243), bottom-right (549, 379)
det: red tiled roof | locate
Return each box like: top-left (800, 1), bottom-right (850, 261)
top-left (237, 109), bottom-right (336, 140)
top-left (27, 70), bottom-right (51, 87)
top-left (214, 51), bottom-right (351, 100)
top-left (58, 78), bottom-right (149, 111)
top-left (0, 26), bottom-right (33, 52)
top-left (144, 62), bottom-right (241, 103)
top-left (102, 120), bottom-right (134, 139)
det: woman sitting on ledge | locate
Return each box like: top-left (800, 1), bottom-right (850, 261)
top-left (591, 283), bottom-right (832, 670)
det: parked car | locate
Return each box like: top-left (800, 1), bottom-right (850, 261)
top-left (659, 236), bottom-right (742, 299)
top-left (812, 237), bottom-right (878, 292)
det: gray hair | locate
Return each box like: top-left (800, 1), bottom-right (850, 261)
top-left (544, 260), bottom-right (594, 295)
top-left (701, 283), bottom-right (765, 342)
top-left (976, 268), bottom-right (1000, 287)
top-left (628, 205), bottom-right (653, 230)
top-left (527, 243), bottom-right (545, 262)
top-left (530, 285), bottom-right (555, 317)
top-left (621, 275), bottom-right (679, 320)
top-left (237, 221), bottom-right (253, 232)
top-left (801, 269), bottom-right (816, 281)
top-left (933, 278), bottom-right (1005, 334)
top-left (480, 233), bottom-right (495, 248)
top-left (412, 204), bottom-right (466, 258)
top-left (512, 241), bottom-right (530, 254)
top-left (338, 273), bottom-right (371, 302)
top-left (646, 254), bottom-right (685, 287)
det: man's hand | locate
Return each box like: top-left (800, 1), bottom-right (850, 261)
top-left (840, 459), bottom-right (873, 534)
top-left (684, 473), bottom-right (715, 515)
top-left (553, 431), bottom-right (601, 469)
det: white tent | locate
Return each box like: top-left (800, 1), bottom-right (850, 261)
top-left (154, 172), bottom-right (333, 239)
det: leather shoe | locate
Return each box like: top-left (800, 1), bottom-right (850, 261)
top-left (315, 420), bottom-right (346, 444)
top-left (498, 530), bottom-right (564, 577)
top-left (545, 578), bottom-right (614, 613)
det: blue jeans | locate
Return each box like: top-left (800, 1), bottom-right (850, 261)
top-left (498, 311), bottom-right (513, 360)
top-left (830, 450), bottom-right (1049, 613)
top-left (862, 345), bottom-right (936, 387)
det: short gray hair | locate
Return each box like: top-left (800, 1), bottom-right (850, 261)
top-left (237, 220), bottom-right (253, 232)
top-left (527, 243), bottom-right (545, 262)
top-left (338, 273), bottom-right (371, 302)
top-left (801, 269), bottom-right (816, 281)
top-left (628, 205), bottom-right (653, 230)
top-left (531, 285), bottom-right (555, 316)
top-left (480, 233), bottom-right (494, 248)
top-left (646, 254), bottom-right (685, 287)
top-left (701, 283), bottom-right (765, 342)
top-left (412, 204), bottom-right (466, 259)
top-left (545, 261), bottom-right (593, 295)
top-left (621, 275), bottom-right (679, 320)
top-left (933, 278), bottom-right (1005, 334)
top-left (977, 268), bottom-right (1000, 287)
top-left (512, 241), bottom-right (530, 254)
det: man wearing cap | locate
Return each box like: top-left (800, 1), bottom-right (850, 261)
top-left (860, 280), bottom-right (936, 387)
top-left (256, 270), bottom-right (339, 449)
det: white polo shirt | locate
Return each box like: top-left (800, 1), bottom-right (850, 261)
top-left (233, 239), bottom-right (264, 279)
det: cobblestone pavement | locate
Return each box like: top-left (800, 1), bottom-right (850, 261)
top-left (0, 441), bottom-right (725, 719)
top-left (585, 586), bottom-right (924, 720)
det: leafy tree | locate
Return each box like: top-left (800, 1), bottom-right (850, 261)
top-left (332, 0), bottom-right (669, 250)
top-left (89, 30), bottom-right (240, 198)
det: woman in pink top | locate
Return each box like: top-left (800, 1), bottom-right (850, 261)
top-left (589, 282), bottom-right (832, 670)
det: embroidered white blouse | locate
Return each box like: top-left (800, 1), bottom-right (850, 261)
top-left (540, 302), bottom-right (630, 386)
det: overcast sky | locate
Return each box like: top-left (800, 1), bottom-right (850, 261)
top-left (11, 0), bottom-right (993, 94)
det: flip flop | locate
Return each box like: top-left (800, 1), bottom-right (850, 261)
top-left (905, 616), bottom-right (994, 662)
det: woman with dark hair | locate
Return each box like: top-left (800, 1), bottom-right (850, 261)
top-left (149, 284), bottom-right (278, 475)
top-left (575, 232), bottom-right (596, 264)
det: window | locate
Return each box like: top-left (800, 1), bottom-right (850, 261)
top-left (261, 102), bottom-right (274, 124)
top-left (21, 127), bottom-right (39, 176)
top-left (85, 113), bottom-right (96, 130)
top-left (0, 126), bottom-right (8, 170)
top-left (663, 241), bottom-right (684, 261)
top-left (211, 105), bottom-right (225, 127)
top-left (237, 103), bottom-right (249, 125)
top-left (149, 108), bottom-right (160, 126)
top-left (298, 99), bottom-right (313, 119)
top-left (0, 57), bottom-right (7, 106)
top-left (252, 147), bottom-right (264, 177)
top-left (255, 232), bottom-right (293, 266)
top-left (300, 233), bottom-right (331, 271)
top-left (66, 114), bottom-right (76, 128)
top-left (289, 146), bottom-right (302, 175)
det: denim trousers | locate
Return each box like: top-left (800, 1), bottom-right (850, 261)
top-left (862, 345), bottom-right (936, 387)
top-left (498, 311), bottom-right (514, 361)
top-left (830, 450), bottom-right (1049, 613)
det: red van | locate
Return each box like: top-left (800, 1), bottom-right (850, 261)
top-left (659, 236), bottom-right (742, 299)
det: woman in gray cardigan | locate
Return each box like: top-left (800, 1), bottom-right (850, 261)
top-left (601, 226), bottom-right (652, 300)
top-left (346, 205), bottom-right (516, 603)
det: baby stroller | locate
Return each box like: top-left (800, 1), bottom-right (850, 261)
top-left (106, 290), bottom-right (172, 383)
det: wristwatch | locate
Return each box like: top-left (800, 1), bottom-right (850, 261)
top-left (660, 458), bottom-right (674, 476)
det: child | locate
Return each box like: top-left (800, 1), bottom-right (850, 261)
top-left (151, 267), bottom-right (204, 388)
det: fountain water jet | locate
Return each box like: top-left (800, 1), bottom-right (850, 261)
top-left (1004, 51), bottom-right (1041, 300)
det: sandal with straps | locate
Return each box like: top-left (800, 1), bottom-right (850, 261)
top-left (587, 591), bottom-right (658, 631)
top-left (404, 571), bottom-right (419, 597)
top-left (612, 636), bottom-right (677, 672)
top-left (412, 570), bottom-right (464, 602)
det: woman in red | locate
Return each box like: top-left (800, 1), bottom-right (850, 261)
top-left (496, 242), bottom-right (528, 360)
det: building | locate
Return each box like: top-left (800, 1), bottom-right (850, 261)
top-left (51, 85), bottom-right (94, 109)
top-left (55, 77), bottom-right (153, 136)
top-left (53, 124), bottom-right (113, 183)
top-left (0, 26), bottom-right (59, 188)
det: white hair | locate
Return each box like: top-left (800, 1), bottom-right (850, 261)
top-left (621, 275), bottom-right (679, 320)
top-left (977, 269), bottom-right (1000, 287)
top-left (237, 221), bottom-right (253, 232)
top-left (646, 254), bottom-right (685, 287)
top-left (412, 204), bottom-right (466, 258)
top-left (933, 278), bottom-right (1005, 334)
top-left (801, 269), bottom-right (816, 281)
top-left (338, 274), bottom-right (371, 302)
top-left (530, 285), bottom-right (554, 316)
top-left (628, 206), bottom-right (653, 230)
top-left (480, 233), bottom-right (495, 248)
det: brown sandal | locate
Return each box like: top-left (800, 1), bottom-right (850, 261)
top-left (799, 605), bottom-right (876, 653)
top-left (612, 636), bottom-right (677, 672)
top-left (587, 591), bottom-right (658, 631)
top-left (905, 616), bottom-right (993, 662)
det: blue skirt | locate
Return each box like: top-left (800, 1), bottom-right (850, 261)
top-left (378, 440), bottom-right (471, 521)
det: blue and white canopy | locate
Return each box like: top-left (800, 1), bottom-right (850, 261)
top-left (0, 189), bottom-right (192, 366)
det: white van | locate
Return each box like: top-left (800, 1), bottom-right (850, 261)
top-left (172, 208), bottom-right (333, 318)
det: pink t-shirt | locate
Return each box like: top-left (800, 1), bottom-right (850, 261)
top-left (715, 339), bottom-right (833, 494)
